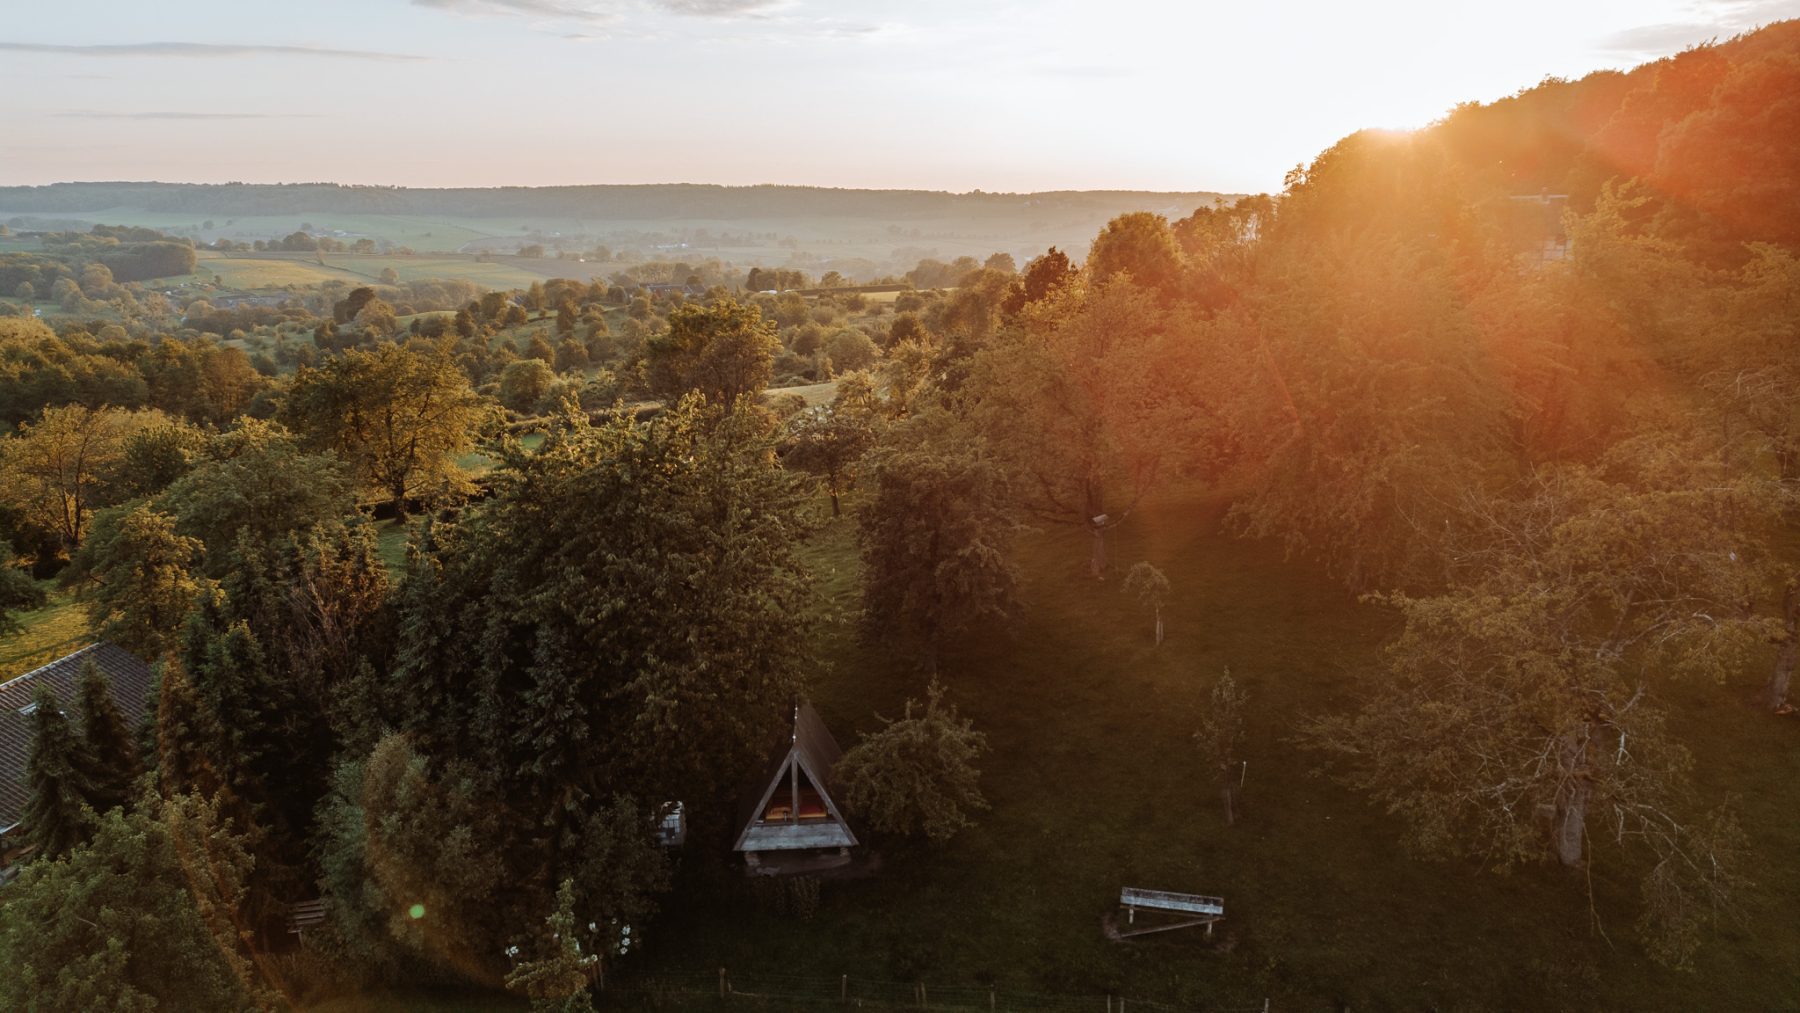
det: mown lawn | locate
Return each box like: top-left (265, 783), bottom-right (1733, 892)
top-left (631, 485), bottom-right (1800, 1012)
top-left (0, 583), bottom-right (91, 681)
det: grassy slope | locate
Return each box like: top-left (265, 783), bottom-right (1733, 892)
top-left (641, 486), bottom-right (1800, 1012)
top-left (0, 584), bottom-right (91, 680)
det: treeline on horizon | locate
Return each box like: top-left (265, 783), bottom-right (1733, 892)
top-left (0, 181), bottom-right (1232, 222)
top-left (0, 18), bottom-right (1797, 1012)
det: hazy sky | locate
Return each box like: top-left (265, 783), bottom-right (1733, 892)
top-left (2, 0), bottom-right (1796, 193)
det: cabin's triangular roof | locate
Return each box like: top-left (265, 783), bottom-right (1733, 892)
top-left (734, 700), bottom-right (857, 852)
top-left (0, 643), bottom-right (154, 834)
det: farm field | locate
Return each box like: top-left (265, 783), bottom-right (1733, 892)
top-left (0, 201), bottom-right (1238, 280)
top-left (183, 251), bottom-right (559, 292)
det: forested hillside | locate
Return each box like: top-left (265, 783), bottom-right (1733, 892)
top-left (0, 19), bottom-right (1797, 1013)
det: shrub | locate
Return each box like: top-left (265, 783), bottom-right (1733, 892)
top-left (836, 680), bottom-right (988, 842)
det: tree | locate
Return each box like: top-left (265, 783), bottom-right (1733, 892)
top-left (527, 334), bottom-right (557, 363)
top-left (23, 683), bottom-right (99, 859)
top-left (1307, 584), bottom-right (1744, 966)
top-left (784, 372), bottom-right (882, 516)
top-left (1085, 213), bottom-right (1185, 301)
top-left (68, 505), bottom-right (205, 660)
top-left (825, 328), bottom-right (880, 374)
top-left (156, 421), bottom-right (356, 576)
top-left (315, 733), bottom-right (513, 980)
top-left (282, 342), bottom-right (489, 516)
top-left (356, 298), bottom-right (398, 339)
top-left (504, 879), bottom-right (599, 1013)
top-left (856, 410), bottom-right (1021, 668)
top-left (76, 659), bottom-right (142, 814)
top-left (971, 277), bottom-right (1202, 578)
top-left (0, 539), bottom-right (46, 635)
top-left (1122, 562), bottom-right (1170, 645)
top-left (393, 396), bottom-right (816, 811)
top-left (499, 358), bottom-right (558, 413)
top-left (836, 680), bottom-right (989, 842)
top-left (1303, 450), bottom-right (1769, 964)
top-left (0, 792), bottom-right (274, 1012)
top-left (1193, 669), bottom-right (1246, 824)
top-left (643, 297), bottom-right (779, 410)
top-left (0, 404), bottom-right (168, 554)
top-left (222, 520), bottom-right (393, 748)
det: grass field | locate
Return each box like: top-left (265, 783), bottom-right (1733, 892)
top-left (183, 251), bottom-right (553, 292)
top-left (0, 584), bottom-right (91, 681)
top-left (628, 485), bottom-right (1800, 1012)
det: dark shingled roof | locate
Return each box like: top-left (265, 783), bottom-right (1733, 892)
top-left (0, 643), bottom-right (154, 833)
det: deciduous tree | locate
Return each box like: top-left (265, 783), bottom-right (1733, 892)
top-left (282, 342), bottom-right (489, 516)
top-left (644, 297), bottom-right (779, 410)
top-left (836, 680), bottom-right (988, 842)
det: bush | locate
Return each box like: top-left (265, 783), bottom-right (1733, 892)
top-left (836, 680), bottom-right (988, 842)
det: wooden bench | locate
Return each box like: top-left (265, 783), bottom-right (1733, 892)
top-left (1113, 887), bottom-right (1224, 939)
top-left (286, 899), bottom-right (327, 938)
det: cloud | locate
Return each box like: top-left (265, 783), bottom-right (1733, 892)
top-left (413, 0), bottom-right (785, 22)
top-left (52, 110), bottom-right (321, 120)
top-left (655, 0), bottom-right (788, 16)
top-left (1596, 0), bottom-right (1800, 57)
top-left (0, 41), bottom-right (426, 61)
top-left (1034, 64), bottom-right (1136, 80)
top-left (412, 0), bottom-right (620, 23)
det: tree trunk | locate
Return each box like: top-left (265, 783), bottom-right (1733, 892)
top-left (1220, 783), bottom-right (1236, 826)
top-left (828, 487), bottom-right (841, 517)
top-left (1769, 582), bottom-right (1798, 711)
top-left (1554, 779), bottom-right (1588, 867)
top-left (1089, 524), bottom-right (1108, 580)
top-left (1154, 607), bottom-right (1164, 646)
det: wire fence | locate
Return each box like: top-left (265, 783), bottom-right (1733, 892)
top-left (596, 970), bottom-right (1269, 1012)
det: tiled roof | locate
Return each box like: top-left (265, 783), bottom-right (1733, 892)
top-left (0, 643), bottom-right (154, 833)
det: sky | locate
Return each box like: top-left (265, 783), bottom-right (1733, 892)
top-left (2, 0), bottom-right (1796, 194)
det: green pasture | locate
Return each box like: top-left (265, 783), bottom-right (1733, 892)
top-left (632, 486), bottom-right (1800, 1012)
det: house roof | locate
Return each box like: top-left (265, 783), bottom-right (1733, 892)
top-left (0, 643), bottom-right (154, 834)
top-left (733, 699), bottom-right (857, 851)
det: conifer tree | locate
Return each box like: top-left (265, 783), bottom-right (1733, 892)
top-left (23, 683), bottom-right (98, 859)
top-left (76, 659), bottom-right (141, 813)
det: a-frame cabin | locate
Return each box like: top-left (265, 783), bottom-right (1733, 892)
top-left (734, 700), bottom-right (858, 873)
